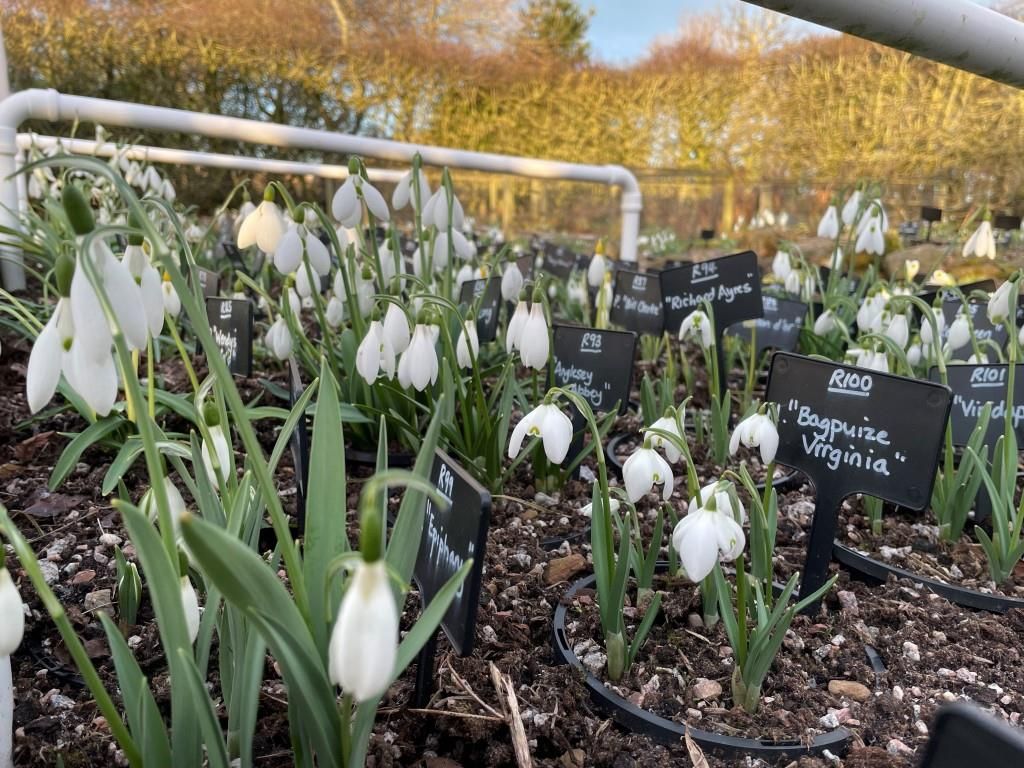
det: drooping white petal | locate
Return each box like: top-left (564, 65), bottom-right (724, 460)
top-left (274, 227), bottom-right (304, 274)
top-left (140, 266), bottom-right (165, 336)
top-left (501, 264), bottom-right (524, 303)
top-left (255, 201), bottom-right (287, 254)
top-left (306, 232), bottom-right (331, 276)
top-left (180, 576), bottom-right (200, 644)
top-left (0, 568), bottom-right (25, 656)
top-left (456, 320), bottom-right (479, 369)
top-left (360, 179), bottom-right (390, 222)
top-left (70, 342), bottom-right (118, 417)
top-left (539, 405), bottom-right (573, 464)
top-left (382, 304), bottom-right (411, 355)
top-left (506, 301), bottom-right (529, 353)
top-left (671, 510), bottom-right (720, 582)
top-left (332, 178), bottom-right (359, 224)
top-left (26, 309), bottom-right (64, 414)
top-left (103, 255), bottom-right (149, 351)
top-left (519, 304), bottom-right (549, 370)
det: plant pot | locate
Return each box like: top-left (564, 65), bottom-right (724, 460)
top-left (833, 541), bottom-right (1024, 614)
top-left (551, 571), bottom-right (854, 759)
top-left (344, 445), bottom-right (414, 469)
top-left (541, 525), bottom-right (591, 552)
top-left (604, 432), bottom-right (804, 493)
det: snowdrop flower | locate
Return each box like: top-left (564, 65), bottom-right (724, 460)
top-left (580, 498), bottom-right (620, 518)
top-left (678, 310), bottom-right (713, 349)
top-left (456, 263), bottom-right (474, 290)
top-left (1018, 323), bottom-right (1024, 348)
top-left (287, 287), bottom-right (302, 319)
top-left (161, 274), bottom-right (181, 318)
top-left (622, 440), bottom-right (674, 502)
top-left (508, 402), bottom-right (573, 464)
top-left (647, 411), bottom-right (685, 463)
top-left (356, 320), bottom-right (397, 384)
top-left (856, 293), bottom-right (887, 333)
top-left (729, 410), bottom-right (779, 464)
top-left (907, 342), bottom-right (922, 366)
top-left (265, 317), bottom-right (293, 360)
top-left (784, 269), bottom-right (814, 299)
top-left (501, 263), bottom-right (524, 302)
top-left (841, 189), bottom-right (862, 226)
top-left (392, 168), bottom-right (431, 211)
top-left (884, 313), bottom-right (910, 348)
top-left (0, 567), bottom-right (24, 657)
top-left (519, 303), bottom-right (550, 370)
top-left (830, 247), bottom-right (844, 271)
top-left (422, 188), bottom-right (465, 232)
top-left (506, 301), bottom-right (529, 353)
top-left (947, 314), bottom-right (971, 352)
top-left (771, 250), bottom-right (793, 281)
top-left (382, 304), bottom-right (411, 355)
top-left (26, 296), bottom-right (75, 414)
top-left (905, 259), bottom-right (921, 282)
top-left (354, 269), bottom-right (375, 318)
top-left (275, 223), bottom-right (331, 276)
top-left (817, 205), bottom-right (840, 239)
top-left (397, 324), bottom-right (438, 391)
top-left (326, 296), bottom-right (345, 328)
top-left (860, 350), bottom-right (889, 372)
top-left (328, 559), bottom-right (398, 702)
top-left (143, 166), bottom-right (163, 195)
top-left (234, 198), bottom-right (256, 236)
top-left (813, 309), bottom-right (840, 337)
top-left (332, 175), bottom-right (390, 228)
top-left (161, 178), bottom-right (176, 202)
top-left (919, 311), bottom-right (944, 345)
top-left (963, 217), bottom-right (997, 259)
top-left (587, 244), bottom-right (607, 288)
top-left (201, 422), bottom-right (231, 484)
top-left (855, 217), bottom-right (885, 255)
top-left (987, 280), bottom-right (1014, 325)
top-left (377, 240), bottom-right (404, 286)
top-left (456, 320), bottom-right (479, 369)
top-left (671, 481), bottom-right (745, 583)
top-left (237, 190), bottom-right (287, 253)
top-left (180, 576), bottom-right (200, 644)
top-left (856, 200), bottom-right (888, 235)
top-left (122, 241), bottom-right (164, 337)
top-left (929, 269), bottom-right (956, 287)
top-left (185, 223), bottom-right (204, 243)
top-left (567, 278), bottom-right (586, 305)
top-left (75, 239), bottom-right (148, 353)
top-left (968, 352), bottom-right (989, 364)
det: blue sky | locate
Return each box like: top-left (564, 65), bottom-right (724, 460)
top-left (585, 0), bottom-right (1003, 64)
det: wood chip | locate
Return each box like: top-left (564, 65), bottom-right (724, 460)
top-left (489, 662), bottom-right (533, 768)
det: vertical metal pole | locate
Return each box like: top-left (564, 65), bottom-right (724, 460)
top-left (620, 191), bottom-right (642, 263)
top-left (0, 124), bottom-right (25, 290)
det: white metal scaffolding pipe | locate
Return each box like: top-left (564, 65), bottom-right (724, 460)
top-left (16, 134), bottom-right (406, 184)
top-left (745, 0), bottom-right (1024, 89)
top-left (0, 89), bottom-right (642, 289)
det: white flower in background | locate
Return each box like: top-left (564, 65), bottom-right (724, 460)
top-left (813, 309), bottom-right (840, 337)
top-left (855, 217), bottom-right (885, 255)
top-left (326, 296), bottom-right (345, 328)
top-left (26, 297), bottom-right (75, 414)
top-left (294, 266), bottom-right (315, 299)
top-left (287, 288), bottom-right (302, 319)
top-left (860, 350), bottom-right (889, 373)
top-left (519, 303), bottom-right (549, 370)
top-left (180, 576), bottom-right (200, 645)
top-left (831, 247), bottom-right (843, 270)
top-left (729, 411), bottom-right (779, 464)
top-left (784, 269), bottom-right (815, 299)
top-left (434, 229), bottom-right (476, 262)
top-left (334, 225), bottom-right (353, 255)
top-left (237, 195), bottom-right (287, 253)
top-left (397, 324), bottom-right (438, 391)
top-left (946, 314), bottom-right (971, 352)
top-left (265, 317), bottom-right (293, 360)
top-left (678, 310), bottom-right (713, 349)
top-left (587, 248), bottom-right (607, 288)
top-left (968, 352), bottom-right (989, 364)
top-left (143, 166), bottom-right (163, 196)
top-left (274, 224), bottom-right (331, 276)
top-left (0, 567), bottom-right (25, 657)
top-left (141, 476), bottom-right (188, 541)
top-left (377, 240), bottom-right (404, 286)
top-left (501, 263), bottom-right (524, 302)
top-left (422, 188), bottom-right (465, 231)
top-left (987, 281), bottom-right (1014, 325)
top-left (185, 223), bottom-right (204, 243)
top-left (671, 481), bottom-right (746, 583)
top-left (919, 311), bottom-right (944, 345)
top-left (332, 176), bottom-right (390, 227)
top-left (456, 320), bottom-right (479, 369)
top-left (456, 263), bottom-right (474, 290)
top-left (201, 423), bottom-right (231, 483)
top-left (161, 274), bottom-right (181, 318)
top-left (771, 250), bottom-right (793, 281)
top-left (508, 402), bottom-right (573, 464)
top-left (963, 218), bottom-right (997, 259)
top-left (856, 200), bottom-right (888, 235)
top-left (392, 168), bottom-right (432, 212)
top-left (234, 199), bottom-right (257, 236)
top-left (580, 498), bottom-right (620, 518)
top-left (884, 313), bottom-right (910, 348)
top-left (74, 239), bottom-right (148, 353)
top-left (907, 342), bottom-right (922, 366)
top-left (647, 413), bottom-right (685, 463)
top-left (354, 270), bottom-right (375, 318)
top-left (506, 300), bottom-right (529, 353)
top-left (1018, 323), bottom-right (1024, 348)
top-left (382, 304), bottom-right (411, 355)
top-left (817, 205), bottom-right (840, 239)
top-left (328, 560), bottom-right (398, 702)
top-left (122, 243), bottom-right (164, 337)
top-left (841, 189), bottom-right (862, 226)
top-left (856, 293), bottom-right (887, 333)
top-left (356, 320), bottom-right (397, 385)
top-left (623, 441), bottom-right (674, 502)
top-left (567, 278), bottom-right (586, 305)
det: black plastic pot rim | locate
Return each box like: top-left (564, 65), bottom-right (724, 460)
top-left (604, 432), bottom-right (804, 494)
top-left (344, 445), bottom-right (414, 468)
top-left (833, 541), bottom-right (1024, 614)
top-left (552, 571), bottom-right (853, 759)
top-left (541, 525), bottom-right (592, 552)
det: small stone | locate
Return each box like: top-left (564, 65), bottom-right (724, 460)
top-left (480, 625), bottom-right (498, 645)
top-left (691, 678), bottom-right (723, 701)
top-left (819, 712), bottom-right (841, 729)
top-left (828, 680), bottom-right (871, 703)
top-left (893, 686), bottom-right (904, 702)
top-left (956, 668), bottom-right (978, 684)
top-left (813, 645), bottom-right (832, 661)
top-left (940, 691), bottom-right (957, 702)
top-left (932, 631), bottom-right (947, 643)
top-left (937, 668), bottom-right (956, 679)
top-left (783, 630), bottom-right (805, 652)
top-left (830, 634), bottom-right (846, 647)
top-left (48, 693), bottom-right (76, 711)
top-left (39, 561), bottom-right (59, 585)
top-left (84, 589), bottom-right (113, 613)
top-left (534, 492), bottom-right (558, 505)
top-left (837, 591), bottom-right (858, 614)
top-left (544, 554), bottom-right (587, 585)
top-left (949, 564), bottom-right (964, 579)
top-left (62, 562), bottom-right (80, 578)
top-left (511, 552), bottom-right (532, 570)
top-left (880, 545), bottom-right (912, 561)
top-left (127, 636), bottom-right (142, 650)
top-left (71, 569), bottom-right (96, 585)
top-left (887, 738), bottom-right (915, 756)
top-left (533, 712), bottom-right (551, 728)
top-left (903, 641), bottom-right (921, 662)
top-left (641, 675), bottom-right (660, 697)
top-left (914, 720), bottom-right (929, 736)
top-left (687, 613), bottom-right (704, 629)
top-left (581, 651), bottom-right (606, 676)
top-left (1001, 695), bottom-right (1013, 706)
top-left (686, 708), bottom-right (702, 721)
top-left (92, 550), bottom-right (109, 566)
top-left (98, 533), bottom-right (122, 548)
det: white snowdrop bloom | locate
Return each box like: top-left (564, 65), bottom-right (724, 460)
top-left (26, 297), bottom-right (75, 414)
top-left (771, 250), bottom-right (793, 281)
top-left (1018, 323), bottom-right (1024, 348)
top-left (946, 314), bottom-right (971, 352)
top-left (161, 275), bottom-right (181, 318)
top-left (831, 247), bottom-right (844, 270)
top-left (519, 303), bottom-right (550, 370)
top-left (587, 251), bottom-right (607, 288)
top-left (265, 317), bottom-right (293, 360)
top-left (185, 223), bottom-right (204, 243)
top-left (0, 568), bottom-right (25, 656)
top-left (501, 263), bottom-right (524, 302)
top-left (123, 244), bottom-right (164, 337)
top-left (506, 301), bottom-right (529, 353)
top-left (326, 296), bottom-right (345, 328)
top-left (397, 324), bottom-right (438, 392)
top-left (622, 442), bottom-right (674, 503)
top-left (332, 176), bottom-right (390, 227)
top-left (287, 288), bottom-right (302, 319)
top-left (855, 218), bottom-right (885, 255)
top-left (294, 266), bottom-right (315, 299)
top-left (237, 197), bottom-right (287, 253)
top-left (919, 311), bottom-right (945, 345)
top-left (567, 279), bottom-right (585, 305)
top-left (79, 239), bottom-right (148, 352)
top-left (382, 304), bottom-right (411, 355)
top-left (180, 576), bottom-right (201, 645)
top-left (861, 350), bottom-right (889, 373)
top-left (856, 200), bottom-right (888, 235)
top-left (508, 402), bottom-right (573, 464)
top-left (234, 200), bottom-right (256, 236)
top-left (377, 240), bottom-right (404, 286)
top-left (814, 309), bottom-right (840, 337)
top-left (328, 560), bottom-right (398, 702)
top-left (456, 263), bottom-right (474, 290)
top-left (729, 411), bottom-right (779, 464)
top-left (201, 423), bottom-right (231, 484)
top-left (856, 294), bottom-right (887, 333)
top-left (647, 413), bottom-right (685, 463)
top-left (355, 271), bottom-right (375, 318)
top-left (963, 219), bottom-right (997, 260)
top-left (678, 310), bottom-right (713, 349)
top-left (907, 343), bottom-right (922, 366)
top-left (332, 269), bottom-right (346, 299)
top-left (392, 168), bottom-right (432, 211)
top-left (987, 281), bottom-right (1014, 325)
top-left (274, 224), bottom-right (332, 277)
top-left (968, 352), bottom-right (989, 364)
top-left (434, 230), bottom-right (475, 263)
top-left (356, 320), bottom-right (397, 384)
top-left (580, 498), bottom-right (620, 519)
top-left (841, 190), bottom-right (863, 226)
top-left (65, 340), bottom-right (118, 417)
top-left (143, 166), bottom-right (163, 195)
top-left (884, 313), bottom-right (910, 349)
top-left (905, 259), bottom-right (921, 282)
top-left (671, 481), bottom-right (745, 583)
top-left (422, 188), bottom-right (465, 231)
top-left (456, 320), bottom-right (480, 369)
top-left (817, 205), bottom-right (840, 239)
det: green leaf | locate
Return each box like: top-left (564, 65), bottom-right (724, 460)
top-left (175, 649), bottom-right (231, 768)
top-left (627, 591), bottom-right (662, 668)
top-left (50, 417), bottom-right (123, 490)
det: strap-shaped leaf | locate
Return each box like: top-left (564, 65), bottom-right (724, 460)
top-left (49, 416), bottom-right (123, 490)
